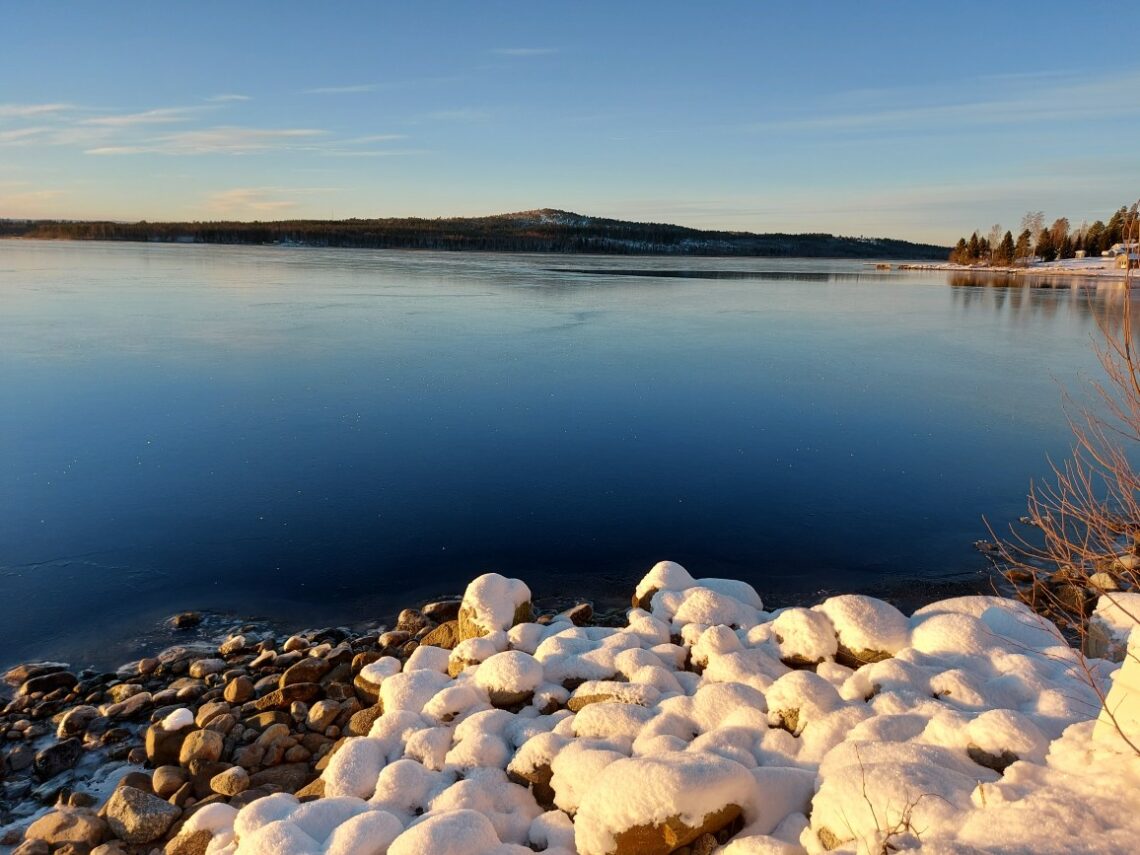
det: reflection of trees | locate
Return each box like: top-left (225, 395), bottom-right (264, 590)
top-left (948, 273), bottom-right (1138, 336)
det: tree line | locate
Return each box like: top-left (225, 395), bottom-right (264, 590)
top-left (2, 209), bottom-right (949, 259)
top-left (948, 204), bottom-right (1138, 265)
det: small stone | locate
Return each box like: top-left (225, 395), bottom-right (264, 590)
top-left (195, 701), bottom-right (231, 728)
top-left (396, 609), bottom-right (430, 634)
top-left (178, 729), bottom-right (224, 766)
top-left (218, 635), bottom-right (248, 656)
top-left (422, 599), bottom-right (462, 622)
top-left (562, 602), bottom-right (594, 626)
top-left (91, 843), bottom-right (129, 855)
top-left (279, 658), bottom-right (331, 687)
top-left (252, 682), bottom-right (322, 711)
top-left (282, 636), bottom-right (309, 653)
top-left (223, 676), bottom-right (254, 704)
top-left (171, 612), bottom-right (203, 630)
top-left (294, 778), bottom-right (326, 801)
top-left (164, 830), bottom-right (212, 855)
top-left (377, 631), bottom-right (411, 650)
top-left (153, 765), bottom-right (190, 799)
top-left (188, 659), bottom-right (227, 679)
top-left (306, 700), bottom-right (341, 732)
top-left (210, 766), bottom-right (249, 796)
top-left (137, 657), bottom-right (159, 676)
top-left (56, 706), bottom-right (100, 739)
top-left (105, 786), bottom-right (181, 844)
top-left (118, 770), bottom-right (155, 793)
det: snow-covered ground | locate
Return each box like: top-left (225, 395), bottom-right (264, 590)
top-left (167, 563), bottom-right (1140, 855)
top-left (906, 257), bottom-right (1136, 280)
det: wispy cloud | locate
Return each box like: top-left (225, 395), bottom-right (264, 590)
top-left (204, 185), bottom-right (339, 214)
top-left (83, 106), bottom-right (208, 127)
top-left (86, 126), bottom-right (326, 156)
top-left (0, 103), bottom-right (74, 119)
top-left (491, 47), bottom-right (559, 57)
top-left (752, 68), bottom-right (1140, 136)
top-left (302, 83), bottom-right (379, 95)
top-left (205, 93), bottom-right (251, 103)
top-left (419, 108), bottom-right (490, 123)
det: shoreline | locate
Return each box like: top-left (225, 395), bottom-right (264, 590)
top-left (900, 260), bottom-right (1138, 280)
top-left (4, 562), bottom-right (1120, 854)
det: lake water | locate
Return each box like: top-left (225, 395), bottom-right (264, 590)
top-left (0, 241), bottom-right (1127, 668)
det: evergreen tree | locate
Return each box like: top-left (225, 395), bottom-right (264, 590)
top-left (1107, 207), bottom-right (1128, 246)
top-left (1086, 221), bottom-right (1106, 256)
top-left (950, 237), bottom-right (968, 264)
top-left (1059, 235), bottom-right (1074, 259)
top-left (967, 231), bottom-right (980, 262)
top-left (1036, 228), bottom-right (1056, 261)
top-left (996, 230), bottom-right (1015, 265)
top-left (1014, 229), bottom-right (1032, 263)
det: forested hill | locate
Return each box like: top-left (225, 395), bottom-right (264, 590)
top-left (3, 208), bottom-right (948, 259)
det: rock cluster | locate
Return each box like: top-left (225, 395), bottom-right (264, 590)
top-left (3, 588), bottom-right (593, 854)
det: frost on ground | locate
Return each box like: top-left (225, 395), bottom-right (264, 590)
top-left (180, 565), bottom-right (1140, 855)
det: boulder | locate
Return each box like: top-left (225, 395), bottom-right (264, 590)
top-left (419, 621), bottom-right (460, 650)
top-left (223, 676), bottom-right (254, 704)
top-left (19, 671), bottom-right (77, 697)
top-left (25, 807), bottom-right (107, 848)
top-left (178, 729), bottom-right (224, 766)
top-left (146, 722), bottom-right (191, 767)
top-left (210, 766), bottom-right (250, 796)
top-left (34, 738), bottom-right (83, 780)
top-left (105, 786), bottom-right (181, 845)
top-left (279, 658), bottom-right (331, 687)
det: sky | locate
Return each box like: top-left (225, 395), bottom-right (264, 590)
top-left (1, 1), bottom-right (1137, 243)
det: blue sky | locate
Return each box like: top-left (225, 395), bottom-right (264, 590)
top-left (1, 1), bottom-right (1137, 242)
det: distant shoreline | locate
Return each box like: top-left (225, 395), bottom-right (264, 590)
top-left (900, 259), bottom-right (1137, 281)
top-left (0, 208), bottom-right (949, 261)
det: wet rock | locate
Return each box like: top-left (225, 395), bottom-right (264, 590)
top-left (25, 807), bottom-right (107, 848)
top-left (56, 706), bottom-right (100, 739)
top-left (20, 671), bottom-right (78, 697)
top-left (34, 738), bottom-right (83, 780)
top-left (377, 631), bottom-right (411, 651)
top-left (170, 612), bottom-right (202, 630)
top-left (396, 609), bottom-right (430, 634)
top-left (105, 785), bottom-right (181, 844)
top-left (561, 602), bottom-right (594, 626)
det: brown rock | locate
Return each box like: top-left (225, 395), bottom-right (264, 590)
top-left (152, 765), bottom-right (189, 799)
top-left (223, 677), bottom-right (254, 705)
top-left (210, 766), bottom-right (249, 796)
top-left (422, 599), bottom-right (462, 622)
top-left (294, 778), bottom-right (325, 801)
top-left (164, 829), bottom-right (212, 855)
top-left (146, 723), bottom-right (191, 767)
top-left (345, 705), bottom-right (384, 737)
top-left (252, 683), bottom-right (322, 712)
top-left (306, 700), bottom-right (341, 732)
top-left (609, 804), bottom-right (742, 855)
top-left (25, 807), bottom-right (106, 848)
top-left (242, 711), bottom-right (290, 730)
top-left (248, 762), bottom-right (313, 793)
top-left (458, 601), bottom-right (532, 642)
top-left (104, 786), bottom-right (182, 845)
top-left (279, 658), bottom-right (331, 688)
top-left (178, 730), bottom-right (223, 766)
top-left (419, 621), bottom-right (460, 650)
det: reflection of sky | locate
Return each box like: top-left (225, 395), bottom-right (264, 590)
top-left (0, 241), bottom-right (1123, 666)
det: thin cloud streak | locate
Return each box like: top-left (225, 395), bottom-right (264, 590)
top-left (492, 47), bottom-right (559, 57)
top-left (301, 83), bottom-right (379, 95)
top-left (0, 103), bottom-right (74, 119)
top-left (85, 126), bottom-right (327, 156)
top-left (83, 106), bottom-right (209, 127)
top-left (205, 94), bottom-right (251, 102)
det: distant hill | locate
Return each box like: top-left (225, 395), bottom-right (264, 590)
top-left (2, 208), bottom-right (948, 259)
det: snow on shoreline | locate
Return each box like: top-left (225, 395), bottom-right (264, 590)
top-left (166, 562), bottom-right (1139, 855)
top-left (901, 257), bottom-right (1137, 281)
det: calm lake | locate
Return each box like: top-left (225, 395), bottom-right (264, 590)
top-left (0, 241), bottom-right (1126, 668)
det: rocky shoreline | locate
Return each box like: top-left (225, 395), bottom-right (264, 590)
top-left (1, 564), bottom-right (1134, 855)
top-left (0, 593), bottom-right (622, 854)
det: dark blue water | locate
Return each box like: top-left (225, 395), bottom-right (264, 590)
top-left (0, 242), bottom-right (1123, 667)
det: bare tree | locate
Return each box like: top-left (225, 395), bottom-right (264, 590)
top-left (989, 204), bottom-right (1140, 752)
